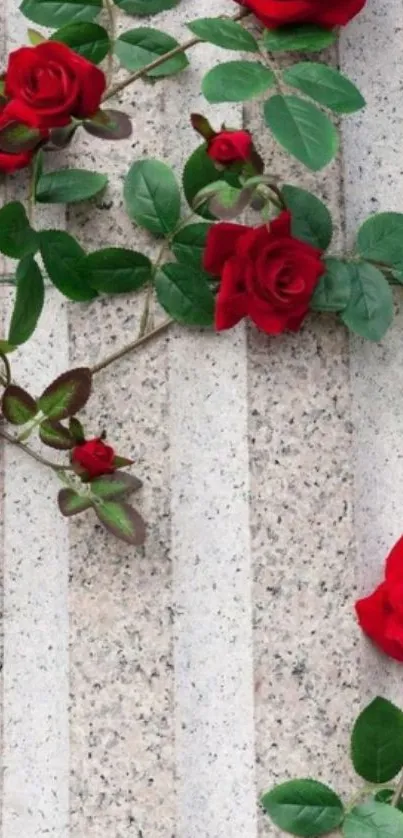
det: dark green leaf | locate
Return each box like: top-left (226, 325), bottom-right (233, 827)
top-left (311, 259), bottom-right (353, 312)
top-left (36, 169), bottom-right (108, 204)
top-left (40, 230), bottom-right (98, 301)
top-left (58, 488), bottom-right (93, 516)
top-left (283, 62), bottom-right (365, 114)
top-left (94, 500), bottom-right (146, 545)
top-left (343, 802), bottom-right (403, 838)
top-left (39, 419), bottom-right (75, 450)
top-left (39, 367), bottom-right (92, 420)
top-left (115, 27), bottom-right (188, 77)
top-left (202, 60), bottom-right (275, 103)
top-left (154, 263), bottom-right (214, 326)
top-left (182, 143), bottom-right (241, 219)
top-left (19, 0), bottom-right (102, 27)
top-left (281, 184), bottom-right (332, 249)
top-left (0, 122), bottom-right (41, 153)
top-left (263, 24), bottom-right (337, 53)
top-left (1, 385), bottom-right (38, 425)
top-left (0, 201), bottom-right (38, 259)
top-left (124, 158), bottom-right (180, 235)
top-left (83, 109), bottom-right (132, 140)
top-left (8, 258), bottom-right (44, 346)
top-left (351, 697), bottom-right (403, 783)
top-left (261, 779), bottom-right (344, 837)
top-left (172, 223), bottom-right (211, 269)
top-left (357, 213), bottom-right (403, 269)
top-left (48, 123), bottom-right (79, 149)
top-left (50, 21), bottom-right (109, 63)
top-left (341, 263), bottom-right (394, 341)
top-left (264, 94), bottom-right (339, 171)
top-left (91, 473), bottom-right (142, 499)
top-left (113, 0), bottom-right (178, 14)
top-left (85, 247), bottom-right (152, 294)
top-left (188, 17), bottom-right (258, 51)
top-left (69, 416), bottom-right (85, 443)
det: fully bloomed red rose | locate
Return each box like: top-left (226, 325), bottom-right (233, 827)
top-left (204, 211), bottom-right (325, 334)
top-left (0, 99), bottom-right (44, 172)
top-left (355, 536), bottom-right (403, 662)
top-left (207, 130), bottom-right (253, 164)
top-left (236, 0), bottom-right (366, 28)
top-left (72, 438), bottom-right (115, 480)
top-left (5, 41), bottom-right (106, 129)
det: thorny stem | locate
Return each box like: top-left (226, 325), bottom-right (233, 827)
top-left (103, 8), bottom-right (251, 101)
top-left (91, 317), bottom-right (173, 375)
top-left (392, 771), bottom-right (403, 807)
top-left (0, 427), bottom-right (74, 471)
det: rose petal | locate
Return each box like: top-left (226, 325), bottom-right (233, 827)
top-left (203, 222), bottom-right (248, 276)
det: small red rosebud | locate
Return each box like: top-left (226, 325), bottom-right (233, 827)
top-left (72, 437), bottom-right (116, 480)
top-left (207, 130), bottom-right (253, 165)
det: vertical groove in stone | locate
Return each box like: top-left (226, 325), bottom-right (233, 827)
top-left (167, 4), bottom-right (257, 837)
top-left (245, 55), bottom-right (359, 835)
top-left (1, 8), bottom-right (70, 837)
top-left (340, 0), bottom-right (403, 701)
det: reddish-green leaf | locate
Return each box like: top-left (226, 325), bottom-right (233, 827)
top-left (91, 473), bottom-right (142, 499)
top-left (69, 416), bottom-right (85, 443)
top-left (0, 121), bottom-right (41, 153)
top-left (58, 488), bottom-right (93, 517)
top-left (38, 367), bottom-right (92, 420)
top-left (113, 454), bottom-right (134, 468)
top-left (39, 419), bottom-right (75, 450)
top-left (83, 109), bottom-right (132, 140)
top-left (2, 384), bottom-right (38, 425)
top-left (94, 500), bottom-right (146, 545)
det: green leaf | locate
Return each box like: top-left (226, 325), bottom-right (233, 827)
top-left (171, 223), bottom-right (211, 269)
top-left (39, 419), bottom-right (75, 450)
top-left (83, 109), bottom-right (132, 141)
top-left (374, 789), bottom-right (403, 811)
top-left (283, 62), bottom-right (365, 114)
top-left (154, 263), bottom-right (214, 326)
top-left (183, 143), bottom-right (241, 219)
top-left (351, 697), bottom-right (403, 783)
top-left (263, 24), bottom-right (337, 53)
top-left (311, 259), bottom-right (353, 312)
top-left (0, 122), bottom-right (41, 153)
top-left (85, 248), bottom-right (152, 294)
top-left (94, 500), bottom-right (146, 545)
top-left (40, 230), bottom-right (98, 301)
top-left (343, 802), bottom-right (403, 838)
top-left (50, 21), bottom-right (109, 63)
top-left (341, 263), bottom-right (394, 341)
top-left (58, 488), bottom-right (93, 517)
top-left (188, 17), bottom-right (258, 51)
top-left (281, 184), bottom-right (332, 249)
top-left (8, 258), bottom-right (45, 346)
top-left (203, 60), bottom-right (275, 103)
top-left (35, 169), bottom-right (108, 204)
top-left (115, 27), bottom-right (188, 77)
top-left (124, 159), bottom-right (180, 235)
top-left (38, 367), bottom-right (92, 420)
top-left (0, 201), bottom-right (39, 259)
top-left (1, 385), bottom-right (38, 425)
top-left (264, 94), bottom-right (338, 171)
top-left (261, 779), bottom-right (344, 837)
top-left (357, 213), bottom-right (403, 269)
top-left (20, 0), bottom-right (101, 27)
top-left (113, 0), bottom-right (178, 14)
top-left (69, 416), bottom-right (85, 443)
top-left (28, 27), bottom-right (47, 44)
top-left (90, 473), bottom-right (142, 499)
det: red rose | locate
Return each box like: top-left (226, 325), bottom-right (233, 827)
top-left (207, 130), bottom-right (253, 164)
top-left (204, 211), bottom-right (325, 334)
top-left (72, 438), bottom-right (116, 480)
top-left (355, 536), bottom-right (403, 663)
top-left (5, 41), bottom-right (106, 129)
top-left (236, 0), bottom-right (366, 28)
top-left (0, 99), bottom-right (44, 173)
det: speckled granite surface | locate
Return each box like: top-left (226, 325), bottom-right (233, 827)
top-left (1, 0), bottom-right (403, 836)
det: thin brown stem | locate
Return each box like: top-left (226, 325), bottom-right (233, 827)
top-left (0, 427), bottom-right (73, 471)
top-left (392, 771), bottom-right (403, 807)
top-left (0, 351), bottom-right (11, 386)
top-left (103, 8), bottom-right (250, 101)
top-left (91, 317), bottom-right (174, 375)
